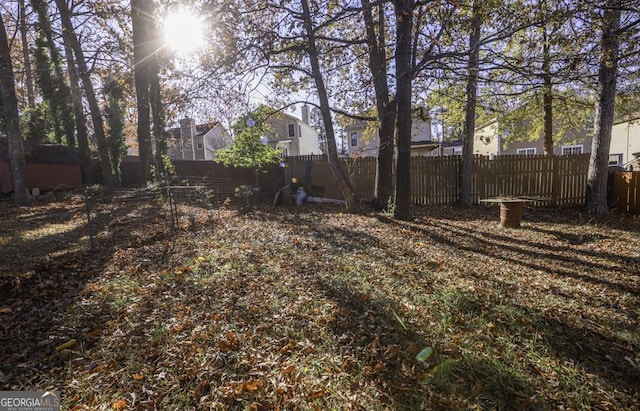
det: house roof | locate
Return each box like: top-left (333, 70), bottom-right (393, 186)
top-left (440, 140), bottom-right (464, 148)
top-left (411, 141), bottom-right (439, 150)
top-left (614, 114), bottom-right (640, 126)
top-left (0, 138), bottom-right (80, 164)
top-left (167, 122), bottom-right (222, 139)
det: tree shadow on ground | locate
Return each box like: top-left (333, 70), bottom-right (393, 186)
top-left (454, 286), bottom-right (640, 405)
top-left (374, 215), bottom-right (640, 402)
top-left (246, 207), bottom-right (404, 259)
top-left (412, 203), bottom-right (640, 234)
top-left (0, 192), bottom-right (174, 391)
top-left (310, 273), bottom-right (546, 410)
top-left (411, 218), bottom-right (639, 295)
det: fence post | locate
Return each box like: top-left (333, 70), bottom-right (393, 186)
top-left (551, 155), bottom-right (560, 206)
top-left (167, 186), bottom-right (179, 229)
top-left (480, 156), bottom-right (486, 200)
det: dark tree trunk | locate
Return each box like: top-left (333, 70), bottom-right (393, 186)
top-left (150, 64), bottom-right (166, 179)
top-left (132, 0), bottom-right (154, 183)
top-left (393, 0), bottom-right (414, 220)
top-left (587, 1), bottom-right (621, 215)
top-left (55, 0), bottom-right (114, 190)
top-left (301, 0), bottom-right (358, 212)
top-left (0, 15), bottom-right (28, 205)
top-left (461, 0), bottom-right (481, 206)
top-left (542, 27), bottom-right (553, 156)
top-left (19, 0), bottom-right (35, 109)
top-left (149, 19), bottom-right (166, 179)
top-left (362, 0), bottom-right (395, 211)
top-left (62, 27), bottom-right (92, 181)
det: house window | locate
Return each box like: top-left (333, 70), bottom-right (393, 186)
top-left (350, 132), bottom-right (358, 147)
top-left (585, 114), bottom-right (595, 130)
top-left (298, 125), bottom-right (302, 138)
top-left (561, 145), bottom-right (583, 155)
top-left (516, 148), bottom-right (536, 155)
top-left (288, 124), bottom-right (295, 137)
top-left (608, 154), bottom-right (623, 166)
top-left (196, 139), bottom-right (203, 150)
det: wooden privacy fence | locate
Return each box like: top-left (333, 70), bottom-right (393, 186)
top-left (612, 172), bottom-right (640, 213)
top-left (282, 153), bottom-right (591, 206)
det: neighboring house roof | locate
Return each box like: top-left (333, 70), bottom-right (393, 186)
top-left (412, 140), bottom-right (440, 150)
top-left (439, 140), bottom-right (464, 148)
top-left (614, 115), bottom-right (640, 126)
top-left (167, 121), bottom-right (223, 139)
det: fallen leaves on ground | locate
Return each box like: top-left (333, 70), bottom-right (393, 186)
top-left (0, 191), bottom-right (639, 410)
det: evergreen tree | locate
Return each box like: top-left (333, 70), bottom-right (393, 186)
top-left (0, 13), bottom-right (28, 205)
top-left (32, 0), bottom-right (75, 147)
top-left (104, 78), bottom-right (127, 188)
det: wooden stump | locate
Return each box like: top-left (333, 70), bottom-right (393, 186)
top-left (500, 201), bottom-right (524, 228)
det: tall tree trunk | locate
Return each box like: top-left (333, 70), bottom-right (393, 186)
top-left (149, 18), bottom-right (166, 179)
top-left (542, 25), bottom-right (553, 156)
top-left (0, 15), bottom-right (28, 205)
top-left (393, 0), bottom-right (414, 220)
top-left (150, 63), bottom-right (166, 178)
top-left (301, 0), bottom-right (357, 212)
top-left (55, 0), bottom-right (114, 190)
top-left (587, 1), bottom-right (621, 215)
top-left (132, 0), bottom-right (154, 183)
top-left (62, 27), bottom-right (92, 181)
top-left (362, 0), bottom-right (395, 211)
top-left (461, 0), bottom-right (481, 205)
top-left (19, 0), bottom-right (35, 109)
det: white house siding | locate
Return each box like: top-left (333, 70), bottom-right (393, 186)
top-left (202, 127), bottom-right (233, 160)
top-left (474, 120), bottom-right (596, 157)
top-left (168, 119), bottom-right (231, 161)
top-left (411, 119), bottom-right (432, 142)
top-left (474, 122), bottom-right (500, 156)
top-left (298, 122), bottom-right (322, 155)
top-left (346, 116), bottom-right (433, 157)
top-left (610, 118), bottom-right (640, 166)
top-left (345, 124), bottom-right (378, 157)
top-left (266, 112), bottom-right (321, 156)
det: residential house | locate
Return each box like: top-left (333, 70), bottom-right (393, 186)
top-left (263, 105), bottom-right (322, 156)
top-left (474, 116), bottom-right (640, 167)
top-left (609, 116), bottom-right (640, 168)
top-left (345, 108), bottom-right (438, 157)
top-left (473, 119), bottom-right (593, 157)
top-left (167, 117), bottom-right (232, 161)
top-left (433, 140), bottom-right (464, 156)
top-left (168, 106), bottom-right (322, 161)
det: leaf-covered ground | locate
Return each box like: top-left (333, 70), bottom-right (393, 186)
top-left (1, 192), bottom-right (639, 410)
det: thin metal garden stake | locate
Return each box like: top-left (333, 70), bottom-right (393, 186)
top-left (84, 188), bottom-right (95, 249)
top-left (168, 187), bottom-right (178, 229)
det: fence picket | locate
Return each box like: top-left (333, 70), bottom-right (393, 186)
top-left (160, 154), bottom-right (591, 207)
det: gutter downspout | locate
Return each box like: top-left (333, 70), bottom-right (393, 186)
top-left (626, 122), bottom-right (630, 164)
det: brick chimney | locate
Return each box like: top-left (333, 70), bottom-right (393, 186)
top-left (179, 117), bottom-right (196, 160)
top-left (301, 104), bottom-right (310, 124)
